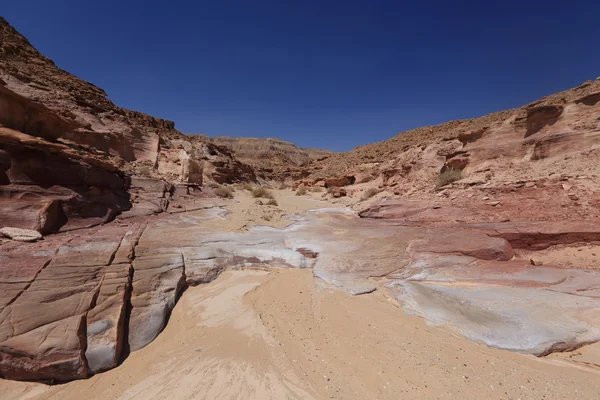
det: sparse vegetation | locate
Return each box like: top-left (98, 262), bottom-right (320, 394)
top-left (311, 186), bottom-right (324, 192)
top-left (296, 186), bottom-right (308, 196)
top-left (437, 168), bottom-right (462, 187)
top-left (137, 166), bottom-right (152, 177)
top-left (266, 198), bottom-right (279, 206)
top-left (242, 183), bottom-right (254, 191)
top-left (208, 182), bottom-right (221, 189)
top-left (251, 186), bottom-right (275, 199)
top-left (362, 188), bottom-right (381, 200)
top-left (213, 186), bottom-right (234, 199)
top-left (278, 183), bottom-right (290, 190)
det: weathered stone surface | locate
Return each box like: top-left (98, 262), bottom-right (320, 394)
top-left (128, 252), bottom-right (185, 352)
top-left (0, 223), bottom-right (139, 380)
top-left (0, 16), bottom-right (258, 235)
top-left (332, 187), bottom-right (347, 198)
top-left (0, 127), bottom-right (131, 233)
top-left (324, 176), bottom-right (354, 188)
top-left (85, 263), bottom-right (132, 373)
top-left (386, 256), bottom-right (600, 355)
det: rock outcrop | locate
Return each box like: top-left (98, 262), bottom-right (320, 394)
top-left (0, 16), bottom-right (257, 234)
top-left (194, 135), bottom-right (333, 181)
top-left (305, 79), bottom-right (600, 195)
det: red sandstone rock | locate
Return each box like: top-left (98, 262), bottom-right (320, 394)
top-left (332, 187), bottom-right (347, 198)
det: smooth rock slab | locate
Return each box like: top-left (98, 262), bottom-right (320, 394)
top-left (386, 252), bottom-right (600, 355)
top-left (388, 281), bottom-right (600, 355)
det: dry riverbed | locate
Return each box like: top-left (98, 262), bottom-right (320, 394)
top-left (1, 190), bottom-right (600, 400)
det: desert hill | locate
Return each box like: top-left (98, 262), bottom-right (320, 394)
top-left (191, 134), bottom-right (334, 179)
top-left (304, 78), bottom-right (600, 195)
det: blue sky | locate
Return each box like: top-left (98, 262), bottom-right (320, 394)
top-left (2, 1), bottom-right (599, 151)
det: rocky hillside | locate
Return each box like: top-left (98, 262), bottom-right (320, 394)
top-left (303, 78), bottom-right (600, 196)
top-left (0, 16), bottom-right (257, 182)
top-left (0, 16), bottom-right (256, 233)
top-left (193, 135), bottom-right (334, 180)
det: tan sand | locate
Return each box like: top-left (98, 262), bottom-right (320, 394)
top-left (2, 192), bottom-right (600, 399)
top-left (204, 188), bottom-right (338, 232)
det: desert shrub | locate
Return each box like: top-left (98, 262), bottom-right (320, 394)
top-left (251, 186), bottom-right (274, 199)
top-left (296, 186), bottom-right (308, 196)
top-left (278, 183), bottom-right (290, 190)
top-left (137, 166), bottom-right (152, 177)
top-left (311, 186), bottom-right (324, 192)
top-left (362, 188), bottom-right (381, 200)
top-left (437, 168), bottom-right (462, 187)
top-left (208, 182), bottom-right (221, 189)
top-left (242, 183), bottom-right (254, 191)
top-left (214, 186), bottom-right (234, 199)
top-left (266, 198), bottom-right (279, 206)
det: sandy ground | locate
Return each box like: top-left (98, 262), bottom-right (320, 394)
top-left (205, 188), bottom-right (339, 232)
top-left (2, 191), bottom-right (600, 399)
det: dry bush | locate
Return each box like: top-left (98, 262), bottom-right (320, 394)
top-left (362, 188), bottom-right (381, 200)
top-left (214, 186), bottom-right (234, 199)
top-left (208, 182), bottom-right (221, 189)
top-left (437, 168), bottom-right (462, 187)
top-left (311, 186), bottom-right (324, 192)
top-left (266, 198), bottom-right (278, 206)
top-left (137, 166), bottom-right (152, 177)
top-left (251, 186), bottom-right (275, 199)
top-left (296, 186), bottom-right (308, 196)
top-left (242, 183), bottom-right (254, 191)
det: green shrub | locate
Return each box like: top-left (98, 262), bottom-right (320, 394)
top-left (251, 186), bottom-right (274, 199)
top-left (214, 186), bottom-right (234, 199)
top-left (437, 168), bottom-right (462, 187)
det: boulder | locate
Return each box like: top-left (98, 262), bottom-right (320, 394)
top-left (332, 187), bottom-right (347, 198)
top-left (324, 176), bottom-right (355, 188)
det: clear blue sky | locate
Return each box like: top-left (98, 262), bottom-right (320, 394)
top-left (2, 1), bottom-right (599, 151)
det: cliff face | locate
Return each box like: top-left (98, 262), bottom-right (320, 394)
top-left (192, 135), bottom-right (334, 180)
top-left (304, 78), bottom-right (600, 195)
top-left (0, 16), bottom-right (256, 233)
top-left (0, 16), bottom-right (256, 180)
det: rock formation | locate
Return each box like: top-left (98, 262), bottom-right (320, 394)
top-left (2, 13), bottom-right (600, 386)
top-left (304, 78), bottom-right (600, 194)
top-left (193, 135), bottom-right (333, 180)
top-left (0, 16), bottom-right (257, 233)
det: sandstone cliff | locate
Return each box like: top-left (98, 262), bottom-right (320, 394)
top-left (0, 16), bottom-right (256, 233)
top-left (303, 78), bottom-right (600, 196)
top-left (193, 135), bottom-right (334, 180)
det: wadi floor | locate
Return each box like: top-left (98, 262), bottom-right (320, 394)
top-left (1, 190), bottom-right (599, 400)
